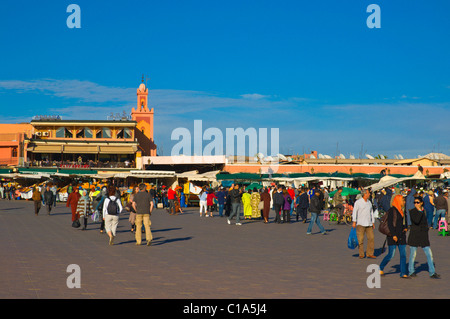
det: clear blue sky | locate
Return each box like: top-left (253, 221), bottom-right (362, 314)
top-left (0, 0), bottom-right (449, 158)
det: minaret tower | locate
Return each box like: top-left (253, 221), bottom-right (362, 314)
top-left (131, 76), bottom-right (157, 156)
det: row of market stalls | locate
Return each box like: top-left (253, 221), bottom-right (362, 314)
top-left (216, 171), bottom-right (404, 189)
top-left (364, 170), bottom-right (438, 191)
top-left (1, 167), bottom-right (448, 203)
top-left (215, 170), bottom-right (449, 193)
top-left (0, 168), bottom-right (222, 202)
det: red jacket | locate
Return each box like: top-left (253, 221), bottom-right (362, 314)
top-left (287, 189), bottom-right (295, 200)
top-left (206, 193), bottom-right (217, 206)
top-left (168, 188), bottom-right (176, 200)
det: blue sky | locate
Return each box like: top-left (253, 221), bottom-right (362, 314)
top-left (0, 0), bottom-right (449, 158)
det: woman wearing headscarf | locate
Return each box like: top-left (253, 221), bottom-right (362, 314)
top-left (250, 188), bottom-right (261, 219)
top-left (242, 189), bottom-right (252, 219)
top-left (67, 186), bottom-right (81, 222)
top-left (76, 188), bottom-right (93, 230)
top-left (282, 188), bottom-right (292, 223)
top-left (379, 195), bottom-right (410, 278)
top-left (260, 188), bottom-right (271, 223)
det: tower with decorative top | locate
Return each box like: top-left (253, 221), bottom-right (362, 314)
top-left (131, 77), bottom-right (157, 156)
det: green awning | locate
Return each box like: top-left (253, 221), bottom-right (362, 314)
top-left (246, 182), bottom-right (263, 190)
top-left (216, 173), bottom-right (262, 181)
top-left (329, 187), bottom-right (361, 197)
top-left (287, 173), bottom-right (310, 178)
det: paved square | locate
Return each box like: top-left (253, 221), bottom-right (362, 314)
top-left (0, 199), bottom-right (448, 299)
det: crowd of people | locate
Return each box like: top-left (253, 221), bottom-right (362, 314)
top-left (26, 181), bottom-right (154, 246)
top-left (193, 182), bottom-right (448, 279)
top-left (353, 186), bottom-right (447, 279)
top-left (14, 178), bottom-right (449, 279)
top-left (196, 184), bottom-right (351, 232)
top-left (0, 183), bottom-right (28, 200)
top-left (65, 183), bottom-right (154, 246)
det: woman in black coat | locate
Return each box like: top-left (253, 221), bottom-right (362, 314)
top-left (408, 196), bottom-right (440, 279)
top-left (379, 195), bottom-right (409, 278)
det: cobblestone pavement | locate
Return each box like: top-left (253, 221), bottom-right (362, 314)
top-left (0, 199), bottom-right (448, 299)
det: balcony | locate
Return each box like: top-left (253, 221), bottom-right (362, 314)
top-left (28, 160), bottom-right (136, 169)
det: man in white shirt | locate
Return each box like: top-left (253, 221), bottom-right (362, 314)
top-left (352, 189), bottom-right (375, 259)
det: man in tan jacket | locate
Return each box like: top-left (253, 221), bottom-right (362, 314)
top-left (32, 187), bottom-right (42, 215)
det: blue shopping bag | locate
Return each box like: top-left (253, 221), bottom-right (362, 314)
top-left (347, 227), bottom-right (358, 249)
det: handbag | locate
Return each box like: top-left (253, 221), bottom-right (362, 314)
top-left (347, 227), bottom-right (358, 249)
top-left (72, 219), bottom-right (81, 228)
top-left (258, 200), bottom-right (264, 210)
top-left (378, 208), bottom-right (397, 236)
top-left (91, 210), bottom-right (100, 222)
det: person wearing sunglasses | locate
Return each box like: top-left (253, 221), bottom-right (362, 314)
top-left (407, 196), bottom-right (440, 279)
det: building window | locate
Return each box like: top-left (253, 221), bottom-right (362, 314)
top-left (116, 128), bottom-right (132, 139)
top-left (75, 128), bottom-right (92, 138)
top-left (103, 128), bottom-right (111, 138)
top-left (96, 128), bottom-right (111, 138)
top-left (56, 127), bottom-right (65, 138)
top-left (76, 128), bottom-right (85, 138)
top-left (65, 128), bottom-right (73, 138)
top-left (85, 128), bottom-right (93, 138)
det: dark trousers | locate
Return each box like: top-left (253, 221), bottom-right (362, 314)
top-left (34, 201), bottom-right (41, 215)
top-left (228, 202), bottom-right (241, 223)
top-left (297, 207), bottom-right (308, 221)
top-left (168, 199), bottom-right (175, 214)
top-left (81, 217), bottom-right (88, 229)
top-left (273, 204), bottom-right (282, 223)
top-left (46, 204), bottom-right (52, 215)
top-left (283, 209), bottom-right (291, 223)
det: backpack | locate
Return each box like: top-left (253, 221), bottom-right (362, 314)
top-left (107, 197), bottom-right (120, 215)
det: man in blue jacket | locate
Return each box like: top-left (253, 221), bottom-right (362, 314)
top-left (216, 186), bottom-right (227, 217)
top-left (296, 187), bottom-right (309, 223)
top-left (405, 187), bottom-right (417, 226)
top-left (380, 188), bottom-right (392, 213)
